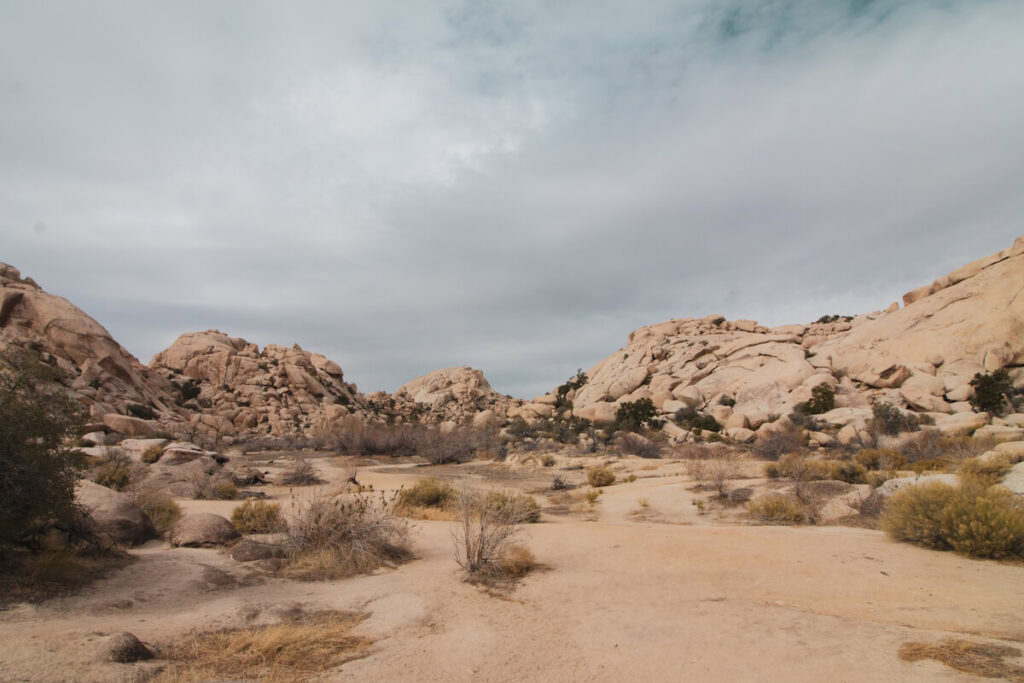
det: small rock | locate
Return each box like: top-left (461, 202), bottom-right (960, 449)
top-left (97, 632), bottom-right (153, 663)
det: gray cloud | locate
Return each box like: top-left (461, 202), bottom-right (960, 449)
top-left (2, 0), bottom-right (1022, 397)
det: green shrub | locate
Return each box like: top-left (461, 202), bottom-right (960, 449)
top-left (231, 500), bottom-right (284, 533)
top-left (485, 491), bottom-right (541, 523)
top-left (881, 481), bottom-right (1024, 558)
top-left (718, 395), bottom-right (736, 407)
top-left (615, 399), bottom-right (657, 432)
top-left (969, 370), bottom-right (1014, 416)
top-left (587, 466), bottom-right (616, 487)
top-left (957, 455), bottom-right (1013, 487)
top-left (870, 401), bottom-right (921, 436)
top-left (833, 461), bottom-right (868, 485)
top-left (94, 450), bottom-right (135, 491)
top-left (397, 478), bottom-right (455, 510)
top-left (134, 489), bottom-right (182, 535)
top-left (674, 406), bottom-right (721, 433)
top-left (0, 346), bottom-right (87, 550)
top-left (747, 494), bottom-right (805, 525)
top-left (141, 445), bottom-right (164, 464)
top-left (798, 383), bottom-right (835, 415)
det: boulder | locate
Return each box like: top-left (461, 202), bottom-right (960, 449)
top-left (934, 412), bottom-right (990, 434)
top-left (169, 513), bottom-right (240, 548)
top-left (472, 409), bottom-right (501, 428)
top-left (994, 441), bottom-right (1024, 457)
top-left (76, 481), bottom-right (157, 547)
top-left (97, 632), bottom-right (153, 663)
top-left (972, 425), bottom-right (1024, 443)
top-left (1003, 462), bottom-right (1024, 496)
top-left (725, 427), bottom-right (755, 443)
top-left (102, 414), bottom-right (160, 438)
top-left (837, 424), bottom-right (860, 447)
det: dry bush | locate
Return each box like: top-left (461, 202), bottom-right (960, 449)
top-left (282, 491), bottom-right (411, 580)
top-left (231, 500), bottom-right (285, 533)
top-left (898, 431), bottom-right (993, 465)
top-left (618, 433), bottom-right (662, 459)
top-left (752, 424), bottom-right (805, 461)
top-left (496, 543), bottom-right (537, 579)
top-left (707, 451), bottom-right (744, 497)
top-left (212, 480), bottom-right (239, 500)
top-left (958, 454), bottom-right (1016, 487)
top-left (332, 421), bottom-right (421, 457)
top-left (854, 449), bottom-right (907, 471)
top-left (141, 444), bottom-right (164, 464)
top-left (133, 488), bottom-right (182, 536)
top-left (93, 448), bottom-right (137, 491)
top-left (899, 638), bottom-right (1024, 680)
top-left (155, 610), bottom-right (372, 682)
top-left (586, 466), bottom-right (615, 487)
top-left (539, 454), bottom-right (556, 467)
top-left (881, 480), bottom-right (1024, 558)
top-left (279, 457), bottom-right (324, 486)
top-left (747, 494), bottom-right (806, 525)
top-left (452, 485), bottom-right (535, 575)
top-left (0, 549), bottom-right (130, 606)
top-left (418, 426), bottom-right (499, 465)
top-left (396, 477), bottom-right (457, 519)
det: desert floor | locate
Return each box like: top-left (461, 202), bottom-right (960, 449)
top-left (1, 455), bottom-right (1021, 682)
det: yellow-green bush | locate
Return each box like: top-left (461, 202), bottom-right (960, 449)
top-left (141, 445), bottom-right (164, 464)
top-left (957, 455), bottom-right (1013, 486)
top-left (134, 489), bottom-right (181, 535)
top-left (397, 478), bottom-right (456, 510)
top-left (586, 466), bottom-right (615, 487)
top-left (881, 481), bottom-right (1024, 559)
top-left (747, 494), bottom-right (805, 525)
top-left (231, 500), bottom-right (285, 533)
top-left (485, 491), bottom-right (541, 523)
top-left (212, 480), bottom-right (239, 500)
top-left (854, 449), bottom-right (906, 471)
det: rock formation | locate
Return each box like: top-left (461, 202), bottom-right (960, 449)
top-left (380, 366), bottom-right (520, 426)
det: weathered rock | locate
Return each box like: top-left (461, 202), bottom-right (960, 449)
top-left (97, 632), bottom-right (153, 663)
top-left (169, 513), bottom-right (240, 548)
top-left (76, 481), bottom-right (157, 547)
top-left (860, 473), bottom-right (960, 517)
top-left (934, 412), bottom-right (990, 435)
top-left (102, 414), bottom-right (161, 437)
top-left (725, 427), bottom-right (755, 443)
top-left (973, 425), bottom-right (1024, 443)
top-left (994, 441), bottom-right (1024, 457)
top-left (1003, 461), bottom-right (1024, 496)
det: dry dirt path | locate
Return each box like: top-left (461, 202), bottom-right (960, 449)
top-left (1, 460), bottom-right (1021, 682)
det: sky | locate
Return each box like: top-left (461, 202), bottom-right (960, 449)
top-left (2, 1), bottom-right (1023, 398)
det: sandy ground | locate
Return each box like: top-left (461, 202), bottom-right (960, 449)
top-left (1, 455), bottom-right (1022, 682)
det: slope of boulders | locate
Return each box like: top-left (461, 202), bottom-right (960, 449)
top-left (149, 330), bottom-right (370, 442)
top-left (380, 366), bottom-right (520, 427)
top-left (0, 263), bottom-right (185, 432)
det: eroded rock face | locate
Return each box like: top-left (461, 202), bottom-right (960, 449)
top-left (386, 366), bottom-right (518, 425)
top-left (76, 481), bottom-right (157, 547)
top-left (169, 513), bottom-right (240, 547)
top-left (150, 330), bottom-right (369, 439)
top-left (0, 262), bottom-right (182, 425)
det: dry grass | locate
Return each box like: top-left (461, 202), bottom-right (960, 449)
top-left (747, 494), bottom-right (806, 525)
top-left (231, 500), bottom-right (285, 533)
top-left (586, 466), bottom-right (615, 487)
top-left (899, 638), bottom-right (1024, 680)
top-left (155, 610), bottom-right (372, 682)
top-left (452, 485), bottom-right (535, 576)
top-left (281, 491), bottom-right (411, 580)
top-left (133, 488), bottom-right (182, 536)
top-left (395, 477), bottom-right (456, 520)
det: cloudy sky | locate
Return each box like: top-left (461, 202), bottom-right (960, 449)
top-left (2, 1), bottom-right (1022, 398)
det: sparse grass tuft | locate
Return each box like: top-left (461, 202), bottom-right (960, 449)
top-left (485, 490), bottom-right (541, 523)
top-left (212, 480), bottom-right (239, 500)
top-left (141, 444), bottom-right (164, 464)
top-left (155, 610), bottom-right (372, 682)
top-left (93, 449), bottom-right (136, 491)
top-left (133, 488), bottom-right (182, 535)
top-left (0, 550), bottom-right (131, 606)
top-left (747, 494), bottom-right (806, 525)
top-left (899, 638), bottom-right (1024, 680)
top-left (397, 477), bottom-right (455, 510)
top-left (231, 500), bottom-right (285, 533)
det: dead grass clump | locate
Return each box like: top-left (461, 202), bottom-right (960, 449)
top-left (496, 543), bottom-right (537, 579)
top-left (212, 480), bottom-right (239, 500)
top-left (155, 610), bottom-right (372, 682)
top-left (332, 421), bottom-right (422, 457)
top-left (586, 466), bottom-right (615, 487)
top-left (282, 491), bottom-right (411, 580)
top-left (93, 449), bottom-right (137, 491)
top-left (752, 424), bottom-right (805, 461)
top-left (685, 448), bottom-right (743, 497)
top-left (958, 454), bottom-right (1016, 486)
top-left (396, 478), bottom-right (457, 519)
top-left (452, 485), bottom-right (534, 576)
top-left (854, 448), bottom-right (906, 471)
top-left (231, 500), bottom-right (285, 533)
top-left (899, 638), bottom-right (1024, 680)
top-left (279, 457), bottom-right (324, 486)
top-left (141, 444), bottom-right (164, 464)
top-left (618, 433), bottom-right (662, 459)
top-left (881, 480), bottom-right (1024, 558)
top-left (133, 488), bottom-right (182, 536)
top-left (0, 549), bottom-right (131, 606)
top-left (485, 490), bottom-right (541, 523)
top-left (747, 494), bottom-right (806, 525)
top-left (899, 431), bottom-right (994, 465)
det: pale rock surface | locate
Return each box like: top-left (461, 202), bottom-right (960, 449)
top-left (169, 513), bottom-right (240, 548)
top-left (76, 481), bottom-right (157, 546)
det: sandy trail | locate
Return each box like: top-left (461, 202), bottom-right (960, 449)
top-left (1, 460), bottom-right (1021, 682)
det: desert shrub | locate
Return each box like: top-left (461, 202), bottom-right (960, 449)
top-left (587, 466), bottom-right (616, 487)
top-left (854, 449), bottom-right (907, 471)
top-left (898, 431), bottom-right (988, 466)
top-left (280, 457), bottom-right (324, 486)
top-left (865, 470), bottom-right (892, 488)
top-left (485, 491), bottom-right (541, 523)
top-left (283, 491), bottom-right (410, 580)
top-left (397, 477), bottom-right (455, 510)
top-left (140, 444), bottom-right (164, 464)
top-left (133, 489), bottom-right (182, 536)
top-left (870, 401), bottom-right (921, 436)
top-left (583, 489), bottom-right (601, 505)
top-left (231, 500), bottom-right (285, 533)
top-left (798, 383), bottom-right (835, 416)
top-left (551, 475), bottom-right (569, 491)
top-left (496, 543), bottom-right (537, 578)
top-left (555, 369), bottom-right (588, 411)
top-left (674, 406), bottom-right (721, 433)
top-left (718, 395), bottom-right (736, 407)
top-left (539, 454), bottom-right (556, 467)
top-left (618, 433), bottom-right (662, 459)
top-left (899, 638), bottom-right (1024, 681)
top-left (93, 449), bottom-right (136, 491)
top-left (764, 462), bottom-right (780, 478)
top-left (747, 494), bottom-right (805, 525)
top-left (752, 423), bottom-right (805, 461)
top-left (418, 426), bottom-right (497, 465)
top-left (615, 399), bottom-right (657, 432)
top-left (452, 485), bottom-right (535, 575)
top-left (833, 460), bottom-right (868, 485)
top-left (332, 422), bottom-right (422, 457)
top-left (882, 480), bottom-right (1024, 558)
top-left (706, 450), bottom-right (744, 497)
top-left (909, 458), bottom-right (948, 473)
top-left (969, 369), bottom-right (1015, 415)
top-left (957, 455), bottom-right (1014, 487)
top-left (212, 480), bottom-right (239, 500)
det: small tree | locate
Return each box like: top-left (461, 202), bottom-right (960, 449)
top-left (0, 347), bottom-right (85, 550)
top-left (615, 398), bottom-right (657, 432)
top-left (452, 485), bottom-right (533, 575)
top-left (969, 370), bottom-right (1015, 416)
top-left (799, 383), bottom-right (835, 416)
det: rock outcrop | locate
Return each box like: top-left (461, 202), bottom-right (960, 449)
top-left (383, 366), bottom-right (519, 425)
top-left (149, 330), bottom-right (370, 440)
top-left (76, 481), bottom-right (158, 547)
